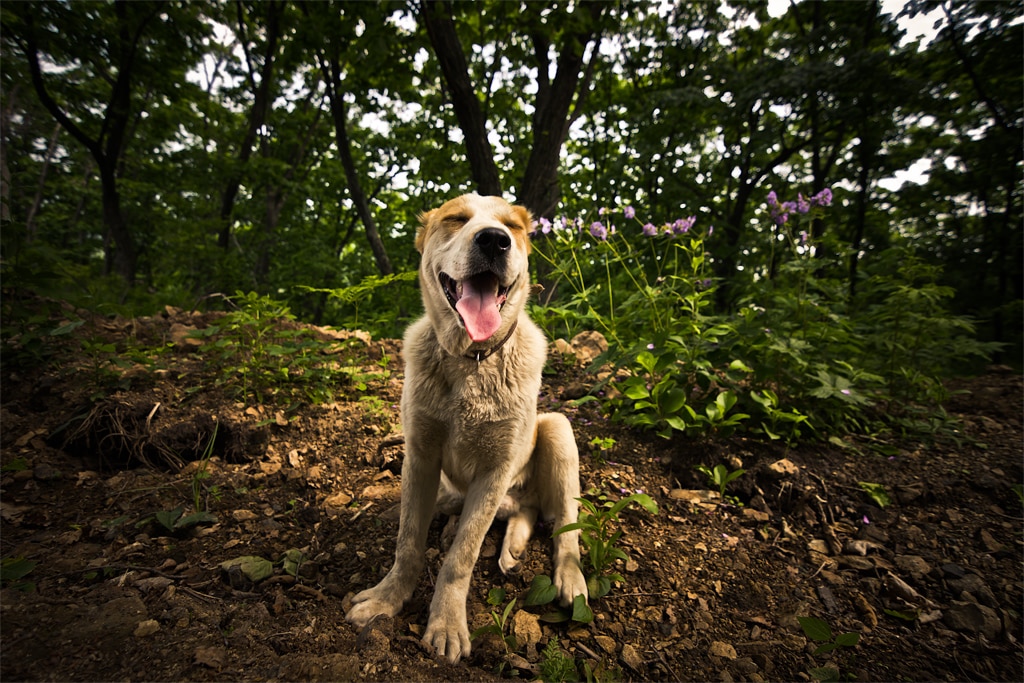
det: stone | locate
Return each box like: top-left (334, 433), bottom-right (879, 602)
top-left (511, 609), bottom-right (542, 657)
top-left (709, 641), bottom-right (737, 659)
top-left (895, 555), bottom-right (932, 577)
top-left (620, 644), bottom-right (643, 671)
top-left (594, 635), bottom-right (617, 654)
top-left (133, 619), bottom-right (160, 637)
top-left (569, 330), bottom-right (608, 365)
top-left (943, 601), bottom-right (1001, 640)
top-left (766, 459), bottom-right (799, 478)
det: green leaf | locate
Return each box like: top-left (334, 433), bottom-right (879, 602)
top-left (154, 507), bottom-right (184, 531)
top-left (471, 623), bottom-right (502, 641)
top-left (220, 555), bottom-right (274, 582)
top-left (50, 320), bottom-right (85, 336)
top-left (808, 666), bottom-right (840, 682)
top-left (524, 574), bottom-right (558, 606)
top-left (281, 548), bottom-right (305, 577)
top-left (797, 616), bottom-right (832, 642)
top-left (857, 481), bottom-right (891, 508)
top-left (834, 632), bottom-right (860, 647)
top-left (1, 557), bottom-right (37, 582)
top-left (487, 586), bottom-right (507, 606)
top-left (571, 594), bottom-right (593, 623)
top-left (539, 609), bottom-right (571, 624)
top-left (174, 511), bottom-right (217, 529)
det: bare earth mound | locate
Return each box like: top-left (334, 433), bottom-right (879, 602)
top-left (2, 307), bottom-right (1021, 681)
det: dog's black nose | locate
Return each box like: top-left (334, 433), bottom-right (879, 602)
top-left (474, 227), bottom-right (512, 258)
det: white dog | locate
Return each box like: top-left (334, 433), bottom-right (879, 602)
top-left (346, 193), bottom-right (588, 663)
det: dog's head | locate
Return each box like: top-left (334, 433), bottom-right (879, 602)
top-left (415, 193), bottom-right (533, 355)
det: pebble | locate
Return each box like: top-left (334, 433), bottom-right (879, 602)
top-left (709, 641), bottom-right (737, 660)
top-left (594, 635), bottom-right (617, 654)
top-left (766, 459), bottom-right (799, 478)
top-left (620, 643), bottom-right (643, 670)
top-left (943, 601), bottom-right (1002, 640)
top-left (133, 619), bottom-right (160, 637)
top-left (895, 555), bottom-right (932, 577)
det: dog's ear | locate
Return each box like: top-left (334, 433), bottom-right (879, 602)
top-left (512, 205), bottom-right (533, 254)
top-left (415, 209), bottom-right (435, 254)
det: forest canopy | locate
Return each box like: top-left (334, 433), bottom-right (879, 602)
top-left (2, 1), bottom-right (1021, 397)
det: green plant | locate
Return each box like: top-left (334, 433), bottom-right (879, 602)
top-left (192, 422), bottom-right (218, 513)
top-left (1012, 484), bottom-right (1023, 505)
top-left (553, 491), bottom-right (658, 601)
top-left (539, 637), bottom-right (579, 683)
top-left (857, 481), bottom-right (891, 508)
top-left (198, 291), bottom-right (341, 405)
top-left (588, 436), bottom-right (616, 465)
top-left (696, 463), bottom-right (746, 502)
top-left (140, 506), bottom-right (217, 534)
top-left (1, 556), bottom-right (37, 592)
top-left (798, 615), bottom-right (861, 682)
top-left (470, 587), bottom-right (519, 676)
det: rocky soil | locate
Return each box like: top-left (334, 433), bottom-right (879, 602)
top-left (1, 303), bottom-right (1021, 682)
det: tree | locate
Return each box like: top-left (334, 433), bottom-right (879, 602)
top-left (419, 0), bottom-right (606, 218)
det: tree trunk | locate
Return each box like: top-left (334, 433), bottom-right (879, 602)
top-left (218, 1), bottom-right (284, 249)
top-left (420, 0), bottom-right (503, 196)
top-left (21, 0), bottom-right (155, 285)
top-left (25, 122), bottom-right (62, 241)
top-left (517, 2), bottom-right (603, 218)
top-left (319, 44), bottom-right (393, 276)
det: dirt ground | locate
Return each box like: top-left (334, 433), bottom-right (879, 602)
top-left (1, 304), bottom-right (1021, 682)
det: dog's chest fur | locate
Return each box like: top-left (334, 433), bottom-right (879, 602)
top-left (402, 314), bottom-right (546, 486)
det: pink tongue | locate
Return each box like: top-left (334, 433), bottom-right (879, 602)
top-left (456, 277), bottom-right (502, 342)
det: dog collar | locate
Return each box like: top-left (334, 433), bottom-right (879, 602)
top-left (465, 320), bottom-right (518, 362)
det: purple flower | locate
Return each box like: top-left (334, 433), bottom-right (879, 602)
top-left (538, 217), bottom-right (552, 234)
top-left (812, 188), bottom-right (833, 207)
top-left (767, 191), bottom-right (779, 207)
top-left (672, 216), bottom-right (696, 234)
top-left (841, 388), bottom-right (851, 395)
top-left (799, 230), bottom-right (808, 245)
top-left (589, 221), bottom-right (607, 240)
top-left (624, 205), bottom-right (636, 219)
top-left (642, 222), bottom-right (658, 237)
top-left (646, 343), bottom-right (655, 350)
top-left (598, 207), bottom-right (608, 216)
top-left (707, 224), bottom-right (714, 236)
top-left (797, 194), bottom-right (810, 214)
top-left (862, 515), bottom-right (871, 525)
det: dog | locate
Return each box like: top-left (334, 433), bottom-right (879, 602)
top-left (346, 193), bottom-right (588, 663)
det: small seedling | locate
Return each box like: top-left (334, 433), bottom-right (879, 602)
top-left (470, 587), bottom-right (519, 675)
top-left (588, 436), bottom-right (616, 465)
top-left (192, 422), bottom-right (219, 513)
top-left (696, 463), bottom-right (745, 501)
top-left (561, 492), bottom-right (657, 599)
top-left (539, 637), bottom-right (579, 683)
top-left (527, 491), bottom-right (658, 622)
top-left (798, 616), bottom-right (860, 682)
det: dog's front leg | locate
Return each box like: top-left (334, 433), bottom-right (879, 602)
top-left (423, 469), bottom-right (511, 663)
top-left (346, 447), bottom-right (441, 627)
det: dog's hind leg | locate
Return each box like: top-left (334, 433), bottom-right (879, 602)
top-left (534, 412), bottom-right (589, 606)
top-left (499, 505), bottom-right (537, 574)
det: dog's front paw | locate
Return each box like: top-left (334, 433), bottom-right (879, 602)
top-left (346, 583), bottom-right (405, 627)
top-left (423, 607), bottom-right (471, 663)
top-left (553, 561), bottom-right (589, 607)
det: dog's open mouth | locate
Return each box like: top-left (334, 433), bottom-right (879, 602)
top-left (440, 271), bottom-right (512, 342)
